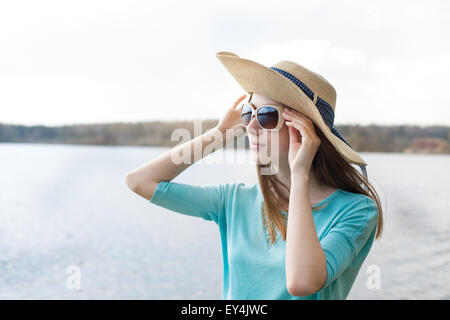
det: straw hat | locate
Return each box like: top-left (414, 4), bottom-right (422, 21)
top-left (216, 51), bottom-right (368, 181)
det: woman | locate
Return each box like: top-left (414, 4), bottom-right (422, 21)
top-left (125, 51), bottom-right (384, 300)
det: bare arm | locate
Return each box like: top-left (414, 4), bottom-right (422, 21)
top-left (285, 172), bottom-right (327, 297)
top-left (282, 107), bottom-right (327, 297)
top-left (125, 94), bottom-right (248, 200)
top-left (125, 126), bottom-right (226, 200)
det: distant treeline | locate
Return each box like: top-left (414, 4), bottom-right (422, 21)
top-left (1, 121), bottom-right (449, 154)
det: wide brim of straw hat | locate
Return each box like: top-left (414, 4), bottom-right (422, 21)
top-left (216, 51), bottom-right (367, 167)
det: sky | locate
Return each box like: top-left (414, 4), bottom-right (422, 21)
top-left (1, 0), bottom-right (449, 127)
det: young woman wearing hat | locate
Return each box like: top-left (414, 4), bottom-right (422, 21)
top-left (125, 52), bottom-right (384, 300)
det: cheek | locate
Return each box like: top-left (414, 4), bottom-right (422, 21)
top-left (278, 126), bottom-right (290, 152)
top-left (264, 127), bottom-right (290, 154)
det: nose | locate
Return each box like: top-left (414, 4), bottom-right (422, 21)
top-left (246, 113), bottom-right (262, 135)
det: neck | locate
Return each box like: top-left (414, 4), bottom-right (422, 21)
top-left (272, 158), bottom-right (333, 208)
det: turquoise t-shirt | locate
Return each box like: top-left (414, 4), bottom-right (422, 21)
top-left (149, 180), bottom-right (379, 300)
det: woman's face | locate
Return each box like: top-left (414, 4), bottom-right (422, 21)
top-left (246, 93), bottom-right (293, 165)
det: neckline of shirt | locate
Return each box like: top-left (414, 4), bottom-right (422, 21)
top-left (254, 183), bottom-right (342, 214)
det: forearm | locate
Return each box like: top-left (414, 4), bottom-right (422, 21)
top-left (156, 125), bottom-right (225, 181)
top-left (285, 172), bottom-right (327, 296)
top-left (126, 125), bottom-right (225, 195)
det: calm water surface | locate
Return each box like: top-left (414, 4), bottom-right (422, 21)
top-left (0, 143), bottom-right (449, 299)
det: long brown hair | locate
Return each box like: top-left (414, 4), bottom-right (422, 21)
top-left (256, 121), bottom-right (384, 247)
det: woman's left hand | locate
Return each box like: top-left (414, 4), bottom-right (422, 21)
top-left (282, 108), bottom-right (321, 176)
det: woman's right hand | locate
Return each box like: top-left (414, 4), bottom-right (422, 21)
top-left (215, 94), bottom-right (248, 138)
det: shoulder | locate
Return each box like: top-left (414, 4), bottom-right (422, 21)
top-left (333, 190), bottom-right (379, 236)
top-left (226, 182), bottom-right (260, 198)
top-left (208, 181), bottom-right (259, 200)
top-left (336, 190), bottom-right (378, 214)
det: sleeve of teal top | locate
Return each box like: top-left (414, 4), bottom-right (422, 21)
top-left (148, 180), bottom-right (229, 224)
top-left (319, 197), bottom-right (379, 290)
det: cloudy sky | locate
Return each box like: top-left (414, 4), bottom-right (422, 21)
top-left (1, 0), bottom-right (449, 126)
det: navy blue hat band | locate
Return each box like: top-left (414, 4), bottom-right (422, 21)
top-left (269, 67), bottom-right (351, 144)
top-left (270, 66), bottom-right (368, 185)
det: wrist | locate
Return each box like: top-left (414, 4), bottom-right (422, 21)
top-left (213, 125), bottom-right (226, 136)
top-left (205, 126), bottom-right (226, 148)
top-left (291, 169), bottom-right (309, 180)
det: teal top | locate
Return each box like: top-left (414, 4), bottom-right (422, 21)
top-left (149, 180), bottom-right (379, 300)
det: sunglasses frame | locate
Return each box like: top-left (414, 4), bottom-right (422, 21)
top-left (240, 99), bottom-right (285, 131)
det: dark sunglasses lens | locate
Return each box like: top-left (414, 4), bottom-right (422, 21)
top-left (241, 103), bottom-right (253, 126)
top-left (257, 106), bottom-right (279, 129)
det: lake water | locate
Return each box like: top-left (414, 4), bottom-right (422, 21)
top-left (0, 143), bottom-right (449, 299)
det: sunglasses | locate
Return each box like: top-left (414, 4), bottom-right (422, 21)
top-left (240, 102), bottom-right (284, 130)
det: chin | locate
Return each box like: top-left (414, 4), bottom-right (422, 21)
top-left (251, 150), bottom-right (278, 166)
